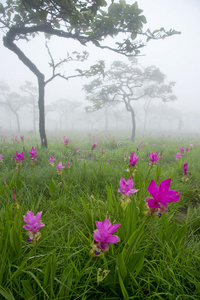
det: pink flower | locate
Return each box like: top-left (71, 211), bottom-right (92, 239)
top-left (118, 177), bottom-right (139, 197)
top-left (186, 147), bottom-right (189, 152)
top-left (64, 138), bottom-right (69, 146)
top-left (149, 152), bottom-right (161, 163)
top-left (176, 152), bottom-right (182, 160)
top-left (29, 147), bottom-right (38, 159)
top-left (129, 151), bottom-right (139, 167)
top-left (67, 161), bottom-right (70, 168)
top-left (20, 135), bottom-right (24, 141)
top-left (146, 179), bottom-right (181, 212)
top-left (56, 161), bottom-right (65, 175)
top-left (23, 211), bottom-right (45, 242)
top-left (93, 219), bottom-right (121, 253)
top-left (13, 151), bottom-right (25, 166)
top-left (77, 147), bottom-right (80, 151)
top-left (180, 146), bottom-right (184, 154)
top-left (153, 144), bottom-right (156, 147)
top-left (190, 144), bottom-right (193, 149)
top-left (183, 162), bottom-right (188, 176)
top-left (49, 155), bottom-right (56, 167)
top-left (160, 150), bottom-right (163, 156)
top-left (91, 141), bottom-right (97, 150)
top-left (102, 148), bottom-right (104, 155)
top-left (0, 154), bottom-right (3, 162)
top-left (163, 144), bottom-right (166, 147)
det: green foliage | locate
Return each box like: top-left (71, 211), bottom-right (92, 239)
top-left (0, 133), bottom-right (200, 298)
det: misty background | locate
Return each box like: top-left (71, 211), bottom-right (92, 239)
top-left (0, 0), bottom-right (200, 135)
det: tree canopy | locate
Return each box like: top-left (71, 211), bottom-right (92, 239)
top-left (84, 58), bottom-right (176, 139)
top-left (0, 0), bottom-right (180, 147)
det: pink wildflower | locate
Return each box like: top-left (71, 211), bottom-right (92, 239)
top-left (183, 162), bottom-right (188, 176)
top-left (64, 138), bottom-right (69, 146)
top-left (20, 135), bottom-right (24, 142)
top-left (190, 144), bottom-right (193, 149)
top-left (0, 154), bottom-right (3, 162)
top-left (56, 161), bottom-right (66, 175)
top-left (145, 179), bottom-right (181, 213)
top-left (182, 162), bottom-right (189, 182)
top-left (91, 141), bottom-right (97, 150)
top-left (92, 219), bottom-right (121, 255)
top-left (13, 151), bottom-right (25, 166)
top-left (23, 211), bottom-right (45, 243)
top-left (186, 147), bottom-right (189, 152)
top-left (77, 147), bottom-right (80, 151)
top-left (149, 152), bottom-right (161, 164)
top-left (176, 152), bottom-right (182, 160)
top-left (49, 155), bottom-right (56, 167)
top-left (180, 146), bottom-right (184, 154)
top-left (67, 161), bottom-right (70, 168)
top-left (29, 147), bottom-right (38, 165)
top-left (118, 177), bottom-right (139, 197)
top-left (129, 151), bottom-right (139, 167)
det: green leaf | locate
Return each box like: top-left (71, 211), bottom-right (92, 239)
top-left (116, 252), bottom-right (127, 281)
top-left (173, 223), bottom-right (187, 248)
top-left (138, 15), bottom-right (147, 24)
top-left (117, 267), bottom-right (129, 300)
top-left (21, 280), bottom-right (34, 299)
top-left (13, 14), bottom-right (21, 23)
top-left (131, 32), bottom-right (137, 40)
top-left (0, 286), bottom-right (15, 300)
top-left (40, 10), bottom-right (48, 21)
top-left (125, 198), bottom-right (137, 240)
top-left (58, 267), bottom-right (73, 298)
top-left (49, 179), bottom-right (57, 195)
top-left (10, 227), bottom-right (22, 257)
top-left (54, 20), bottom-right (60, 29)
top-left (127, 250), bottom-right (145, 276)
top-left (26, 271), bottom-right (49, 298)
top-left (123, 221), bottom-right (145, 263)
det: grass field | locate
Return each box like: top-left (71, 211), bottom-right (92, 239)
top-left (0, 131), bottom-right (200, 299)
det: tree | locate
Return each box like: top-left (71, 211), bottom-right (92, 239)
top-left (84, 59), bottom-right (176, 140)
top-left (50, 98), bottom-right (82, 131)
top-left (0, 81), bottom-right (28, 132)
top-left (20, 81), bottom-right (38, 132)
top-left (0, 0), bottom-right (180, 147)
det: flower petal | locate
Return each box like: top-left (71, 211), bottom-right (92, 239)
top-left (148, 180), bottom-right (159, 199)
top-left (104, 234), bottom-right (120, 244)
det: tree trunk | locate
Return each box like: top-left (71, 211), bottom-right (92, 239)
top-left (105, 105), bottom-right (108, 132)
top-left (130, 109), bottom-right (136, 141)
top-left (3, 31), bottom-right (47, 147)
top-left (144, 110), bottom-right (147, 132)
top-left (15, 112), bottom-right (20, 133)
top-left (38, 76), bottom-right (47, 147)
top-left (33, 101), bottom-right (36, 132)
top-left (126, 101), bottom-right (136, 141)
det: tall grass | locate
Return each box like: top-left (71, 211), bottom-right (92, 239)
top-left (0, 132), bottom-right (200, 299)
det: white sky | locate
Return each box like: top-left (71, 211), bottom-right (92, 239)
top-left (0, 0), bottom-right (200, 115)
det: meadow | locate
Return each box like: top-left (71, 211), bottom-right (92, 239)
top-left (0, 131), bottom-right (200, 300)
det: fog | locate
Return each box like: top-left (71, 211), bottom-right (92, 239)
top-left (0, 0), bottom-right (200, 136)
